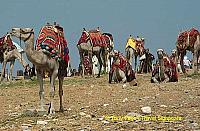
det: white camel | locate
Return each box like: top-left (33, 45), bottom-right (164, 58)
top-left (10, 26), bottom-right (68, 114)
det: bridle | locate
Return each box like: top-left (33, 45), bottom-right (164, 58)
top-left (19, 28), bottom-right (34, 42)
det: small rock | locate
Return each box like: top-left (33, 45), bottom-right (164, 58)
top-left (160, 105), bottom-right (167, 108)
top-left (79, 112), bottom-right (86, 116)
top-left (141, 106), bottom-right (151, 114)
top-left (122, 98), bottom-right (128, 102)
top-left (37, 120), bottom-right (48, 125)
top-left (122, 84), bottom-right (127, 88)
top-left (67, 108), bottom-right (72, 111)
top-left (102, 120), bottom-right (110, 124)
top-left (98, 117), bottom-right (104, 121)
top-left (90, 85), bottom-right (94, 88)
top-left (127, 112), bottom-right (141, 117)
top-left (103, 104), bottom-right (109, 107)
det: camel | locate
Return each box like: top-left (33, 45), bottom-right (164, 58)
top-left (108, 50), bottom-right (137, 85)
top-left (151, 49), bottom-right (178, 83)
top-left (125, 36), bottom-right (145, 71)
top-left (77, 28), bottom-right (114, 78)
top-left (0, 33), bottom-right (29, 82)
top-left (10, 24), bottom-right (69, 114)
top-left (176, 28), bottom-right (200, 73)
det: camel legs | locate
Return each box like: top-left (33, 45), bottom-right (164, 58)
top-left (37, 69), bottom-right (45, 112)
top-left (0, 61), bottom-right (7, 82)
top-left (96, 51), bottom-right (103, 78)
top-left (49, 69), bottom-right (58, 114)
top-left (58, 76), bottom-right (64, 112)
top-left (193, 49), bottom-right (198, 74)
top-left (79, 51), bottom-right (85, 77)
top-left (9, 60), bottom-right (15, 81)
top-left (134, 55), bottom-right (137, 71)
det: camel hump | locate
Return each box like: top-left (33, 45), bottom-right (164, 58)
top-left (36, 25), bottom-right (69, 64)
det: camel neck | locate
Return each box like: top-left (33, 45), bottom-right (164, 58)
top-left (25, 33), bottom-right (34, 57)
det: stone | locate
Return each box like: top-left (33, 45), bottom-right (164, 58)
top-left (141, 106), bottom-right (151, 114)
top-left (123, 98), bottom-right (128, 102)
top-left (102, 120), bottom-right (110, 124)
top-left (36, 120), bottom-right (48, 125)
top-left (122, 84), bottom-right (127, 88)
top-left (79, 112), bottom-right (86, 116)
top-left (160, 105), bottom-right (167, 108)
top-left (103, 104), bottom-right (109, 107)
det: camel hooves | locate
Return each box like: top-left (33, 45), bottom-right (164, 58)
top-left (96, 75), bottom-right (100, 78)
top-left (59, 107), bottom-right (64, 112)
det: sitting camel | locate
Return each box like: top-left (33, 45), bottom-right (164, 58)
top-left (151, 49), bottom-right (178, 83)
top-left (10, 23), bottom-right (70, 114)
top-left (108, 50), bottom-right (137, 85)
top-left (0, 33), bottom-right (29, 82)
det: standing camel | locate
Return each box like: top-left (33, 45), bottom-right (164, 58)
top-left (0, 33), bottom-right (29, 82)
top-left (151, 49), bottom-right (178, 83)
top-left (125, 35), bottom-right (145, 71)
top-left (176, 28), bottom-right (200, 73)
top-left (77, 28), bottom-right (114, 78)
top-left (10, 24), bottom-right (69, 114)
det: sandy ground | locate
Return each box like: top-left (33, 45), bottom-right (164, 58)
top-left (0, 73), bottom-right (200, 131)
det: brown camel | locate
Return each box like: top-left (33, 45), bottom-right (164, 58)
top-left (125, 35), bottom-right (145, 71)
top-left (10, 24), bottom-right (69, 114)
top-left (0, 33), bottom-right (29, 82)
top-left (77, 28), bottom-right (114, 77)
top-left (176, 28), bottom-right (200, 73)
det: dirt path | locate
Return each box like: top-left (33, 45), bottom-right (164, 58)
top-left (0, 74), bottom-right (199, 130)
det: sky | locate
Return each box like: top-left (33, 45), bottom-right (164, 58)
top-left (0, 0), bottom-right (199, 75)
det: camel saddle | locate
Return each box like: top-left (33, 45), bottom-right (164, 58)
top-left (0, 34), bottom-right (16, 53)
top-left (36, 25), bottom-right (69, 64)
top-left (177, 28), bottom-right (199, 50)
top-left (88, 30), bottom-right (107, 47)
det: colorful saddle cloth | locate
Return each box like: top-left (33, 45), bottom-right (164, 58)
top-left (177, 28), bottom-right (199, 50)
top-left (0, 34), bottom-right (16, 53)
top-left (77, 30), bottom-right (109, 47)
top-left (125, 37), bottom-right (136, 50)
top-left (89, 30), bottom-right (106, 47)
top-left (36, 25), bottom-right (69, 64)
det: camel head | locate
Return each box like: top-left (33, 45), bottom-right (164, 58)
top-left (157, 49), bottom-right (164, 59)
top-left (10, 28), bottom-right (34, 42)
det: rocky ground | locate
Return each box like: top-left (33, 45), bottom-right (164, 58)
top-left (0, 73), bottom-right (200, 131)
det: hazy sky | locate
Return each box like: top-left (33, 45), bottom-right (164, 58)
top-left (0, 0), bottom-right (199, 75)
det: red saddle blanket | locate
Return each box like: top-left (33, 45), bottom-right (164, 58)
top-left (89, 31), bottom-right (106, 47)
top-left (177, 28), bottom-right (199, 48)
top-left (36, 25), bottom-right (69, 64)
top-left (0, 34), bottom-right (16, 53)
